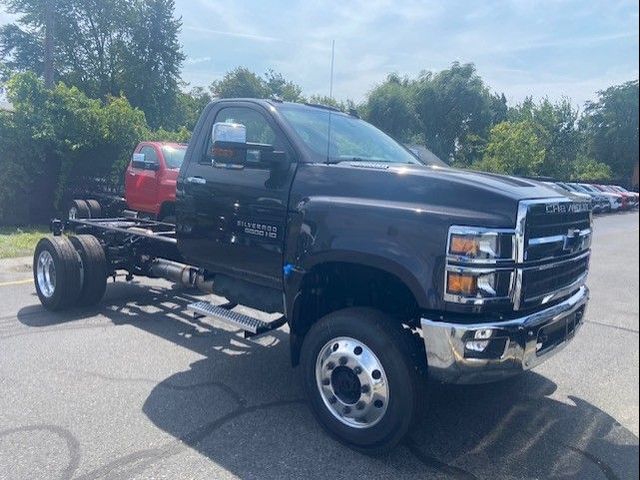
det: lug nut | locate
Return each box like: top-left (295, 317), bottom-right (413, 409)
top-left (372, 369), bottom-right (381, 380)
top-left (339, 356), bottom-right (348, 365)
top-left (329, 395), bottom-right (337, 404)
top-left (322, 378), bottom-right (330, 386)
top-left (356, 401), bottom-right (365, 410)
top-left (343, 406), bottom-right (351, 414)
top-left (374, 399), bottom-right (383, 408)
top-left (326, 361), bottom-right (335, 370)
top-left (353, 366), bottom-right (362, 374)
top-left (361, 384), bottom-right (370, 394)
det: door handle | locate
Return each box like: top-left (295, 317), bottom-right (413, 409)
top-left (186, 176), bottom-right (206, 185)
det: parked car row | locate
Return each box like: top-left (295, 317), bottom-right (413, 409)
top-left (544, 181), bottom-right (639, 213)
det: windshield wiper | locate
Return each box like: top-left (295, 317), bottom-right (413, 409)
top-left (325, 157), bottom-right (382, 164)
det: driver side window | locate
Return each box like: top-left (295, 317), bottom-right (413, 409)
top-left (140, 146), bottom-right (159, 165)
top-left (217, 107), bottom-right (276, 144)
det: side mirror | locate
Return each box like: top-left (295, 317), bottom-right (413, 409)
top-left (210, 122), bottom-right (247, 164)
top-left (132, 153), bottom-right (146, 169)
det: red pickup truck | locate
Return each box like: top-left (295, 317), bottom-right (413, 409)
top-left (67, 142), bottom-right (187, 222)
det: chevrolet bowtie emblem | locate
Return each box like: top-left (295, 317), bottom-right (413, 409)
top-left (563, 229), bottom-right (583, 252)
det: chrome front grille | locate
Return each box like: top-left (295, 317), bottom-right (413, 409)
top-left (513, 199), bottom-right (592, 310)
top-left (522, 200), bottom-right (592, 262)
top-left (520, 253), bottom-right (589, 308)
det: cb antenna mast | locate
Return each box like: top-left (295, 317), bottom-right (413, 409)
top-left (329, 39), bottom-right (335, 99)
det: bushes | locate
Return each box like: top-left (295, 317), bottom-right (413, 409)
top-left (0, 72), bottom-right (184, 225)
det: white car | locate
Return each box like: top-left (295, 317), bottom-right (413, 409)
top-left (579, 184), bottom-right (623, 211)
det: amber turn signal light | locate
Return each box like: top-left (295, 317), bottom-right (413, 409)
top-left (447, 273), bottom-right (477, 295)
top-left (449, 236), bottom-right (479, 256)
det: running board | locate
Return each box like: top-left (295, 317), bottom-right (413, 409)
top-left (187, 301), bottom-right (287, 338)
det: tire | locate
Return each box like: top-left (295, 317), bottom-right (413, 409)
top-left (33, 236), bottom-right (82, 311)
top-left (69, 235), bottom-right (108, 306)
top-left (85, 199), bottom-right (102, 218)
top-left (300, 307), bottom-right (426, 454)
top-left (159, 203), bottom-right (176, 224)
top-left (68, 199), bottom-right (90, 220)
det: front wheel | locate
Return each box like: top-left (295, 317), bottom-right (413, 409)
top-left (300, 308), bottom-right (425, 454)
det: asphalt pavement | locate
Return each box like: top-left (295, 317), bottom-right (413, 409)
top-left (0, 212), bottom-right (638, 480)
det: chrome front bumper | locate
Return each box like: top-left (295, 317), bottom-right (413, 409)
top-left (421, 286), bottom-right (589, 384)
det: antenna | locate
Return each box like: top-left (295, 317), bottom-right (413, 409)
top-left (326, 40), bottom-right (336, 165)
top-left (329, 39), bottom-right (335, 99)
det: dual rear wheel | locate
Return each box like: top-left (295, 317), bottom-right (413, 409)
top-left (33, 235), bottom-right (108, 311)
top-left (67, 199), bottom-right (102, 220)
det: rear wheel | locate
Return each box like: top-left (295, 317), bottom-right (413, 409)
top-left (300, 307), bottom-right (425, 454)
top-left (68, 199), bottom-right (90, 220)
top-left (69, 235), bottom-right (108, 306)
top-left (33, 237), bottom-right (82, 311)
top-left (85, 199), bottom-right (102, 218)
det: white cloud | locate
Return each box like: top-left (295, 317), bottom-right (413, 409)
top-left (184, 55), bottom-right (212, 65)
top-left (184, 25), bottom-right (280, 43)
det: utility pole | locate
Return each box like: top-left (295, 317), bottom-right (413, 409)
top-left (43, 0), bottom-right (55, 88)
top-left (329, 40), bottom-right (335, 100)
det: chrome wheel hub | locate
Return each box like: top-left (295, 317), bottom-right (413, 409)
top-left (315, 336), bottom-right (389, 428)
top-left (36, 250), bottom-right (56, 298)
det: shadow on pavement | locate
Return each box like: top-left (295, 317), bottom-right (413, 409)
top-left (16, 283), bottom-right (640, 480)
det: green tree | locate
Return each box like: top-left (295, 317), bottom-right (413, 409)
top-left (363, 73), bottom-right (416, 140)
top-left (210, 67), bottom-right (267, 98)
top-left (572, 154), bottom-right (612, 182)
top-left (210, 67), bottom-right (306, 102)
top-left (0, 72), bottom-right (149, 223)
top-left (0, 0), bottom-right (184, 129)
top-left (168, 86), bottom-right (212, 131)
top-left (264, 69), bottom-right (304, 101)
top-left (582, 80), bottom-right (639, 183)
top-left (413, 62), bottom-right (493, 164)
top-left (473, 121), bottom-right (545, 176)
top-left (509, 97), bottom-right (581, 179)
top-left (124, 0), bottom-right (184, 129)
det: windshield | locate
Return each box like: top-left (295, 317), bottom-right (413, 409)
top-left (279, 106), bottom-right (420, 165)
top-left (162, 145), bottom-right (187, 169)
top-left (571, 184), bottom-right (590, 193)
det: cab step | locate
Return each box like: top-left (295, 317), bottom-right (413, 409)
top-left (187, 301), bottom-right (286, 338)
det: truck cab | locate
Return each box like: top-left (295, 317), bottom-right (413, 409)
top-left (125, 142), bottom-right (187, 221)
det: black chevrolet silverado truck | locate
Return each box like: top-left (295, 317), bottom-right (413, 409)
top-left (32, 99), bottom-right (592, 453)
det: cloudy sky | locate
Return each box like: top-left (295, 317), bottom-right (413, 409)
top-left (2, 0), bottom-right (639, 106)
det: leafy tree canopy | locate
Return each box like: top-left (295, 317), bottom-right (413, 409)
top-left (0, 0), bottom-right (185, 129)
top-left (582, 80), bottom-right (639, 182)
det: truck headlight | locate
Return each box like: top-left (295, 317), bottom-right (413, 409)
top-left (445, 226), bottom-right (516, 305)
top-left (447, 272), bottom-right (497, 297)
top-left (447, 227), bottom-right (514, 262)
